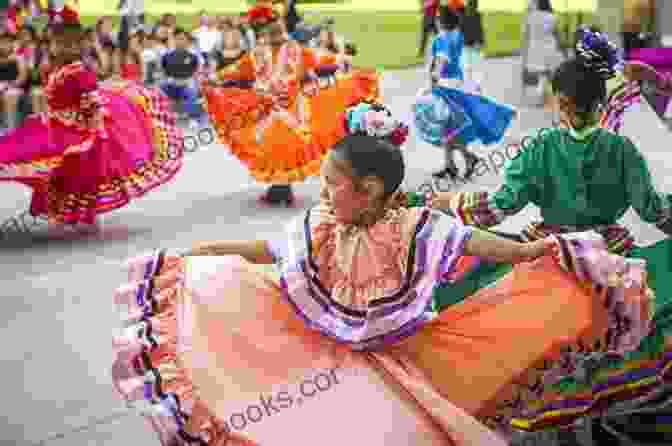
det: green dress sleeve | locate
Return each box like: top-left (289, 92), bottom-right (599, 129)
top-left (449, 131), bottom-right (541, 227)
top-left (622, 137), bottom-right (672, 234)
top-left (406, 191), bottom-right (426, 208)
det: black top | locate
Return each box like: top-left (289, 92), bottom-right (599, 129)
top-left (461, 12), bottom-right (485, 47)
top-left (0, 60), bottom-right (19, 82)
top-left (285, 0), bottom-right (301, 33)
top-left (161, 49), bottom-right (199, 79)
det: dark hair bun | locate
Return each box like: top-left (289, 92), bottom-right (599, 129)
top-left (575, 27), bottom-right (622, 80)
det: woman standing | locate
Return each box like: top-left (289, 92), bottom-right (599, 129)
top-left (522, 0), bottom-right (564, 107)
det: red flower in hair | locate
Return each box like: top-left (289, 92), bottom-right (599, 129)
top-left (49, 5), bottom-right (80, 25)
top-left (62, 5), bottom-right (80, 25)
top-left (389, 125), bottom-right (409, 146)
top-left (248, 5), bottom-right (276, 22)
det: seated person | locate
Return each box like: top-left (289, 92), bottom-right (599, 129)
top-left (141, 32), bottom-right (167, 87)
top-left (0, 32), bottom-right (28, 130)
top-left (159, 27), bottom-right (205, 127)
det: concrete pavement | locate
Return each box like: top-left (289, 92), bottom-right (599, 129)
top-left (0, 57), bottom-right (670, 445)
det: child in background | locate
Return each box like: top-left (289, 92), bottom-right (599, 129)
top-left (117, 28), bottom-right (144, 82)
top-left (160, 27), bottom-right (205, 128)
top-left (29, 37), bottom-right (50, 116)
top-left (14, 24), bottom-right (36, 65)
top-left (414, 6), bottom-right (515, 181)
top-left (141, 32), bottom-right (166, 86)
top-left (0, 32), bottom-right (28, 131)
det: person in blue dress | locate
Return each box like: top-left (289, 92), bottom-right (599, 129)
top-left (414, 6), bottom-right (517, 181)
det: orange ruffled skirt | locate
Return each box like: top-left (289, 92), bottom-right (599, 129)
top-left (202, 70), bottom-right (380, 184)
top-left (109, 251), bottom-right (646, 445)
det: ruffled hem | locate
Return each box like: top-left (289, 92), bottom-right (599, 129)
top-left (477, 234), bottom-right (658, 433)
top-left (510, 348), bottom-right (672, 432)
top-left (511, 351), bottom-right (672, 431)
top-left (204, 70), bottom-right (380, 184)
top-left (112, 251), bottom-right (241, 446)
top-left (1, 83), bottom-right (184, 224)
top-left (46, 153), bottom-right (182, 224)
top-left (245, 155), bottom-right (326, 184)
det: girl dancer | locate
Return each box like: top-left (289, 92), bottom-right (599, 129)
top-left (415, 5), bottom-right (516, 181)
top-left (111, 100), bottom-right (651, 445)
top-left (428, 29), bottom-right (672, 441)
top-left (0, 6), bottom-right (182, 231)
top-left (203, 5), bottom-right (379, 205)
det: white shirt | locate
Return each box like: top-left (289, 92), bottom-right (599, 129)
top-left (118, 0), bottom-right (144, 16)
top-left (193, 27), bottom-right (221, 54)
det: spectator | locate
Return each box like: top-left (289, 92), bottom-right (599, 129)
top-left (28, 35), bottom-right (49, 115)
top-left (214, 20), bottom-right (244, 72)
top-left (81, 27), bottom-right (100, 69)
top-left (192, 12), bottom-right (220, 63)
top-left (234, 13), bottom-right (255, 50)
top-left (95, 15), bottom-right (115, 46)
top-left (142, 31), bottom-right (164, 86)
top-left (0, 32), bottom-right (28, 130)
top-left (284, 0), bottom-right (301, 35)
top-left (117, 0), bottom-right (145, 50)
top-left (160, 27), bottom-right (204, 128)
top-left (419, 0), bottom-right (438, 57)
top-left (157, 13), bottom-right (176, 33)
top-left (15, 24), bottom-right (36, 64)
top-left (153, 23), bottom-right (173, 50)
top-left (97, 38), bottom-right (117, 80)
top-left (116, 27), bottom-right (143, 82)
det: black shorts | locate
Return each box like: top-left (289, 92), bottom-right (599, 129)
top-left (422, 14), bottom-right (436, 33)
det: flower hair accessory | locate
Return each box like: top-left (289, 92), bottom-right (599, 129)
top-left (344, 101), bottom-right (409, 147)
top-left (575, 27), bottom-right (623, 80)
top-left (48, 4), bottom-right (81, 26)
top-left (247, 3), bottom-right (279, 33)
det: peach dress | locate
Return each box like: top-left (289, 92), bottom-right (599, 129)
top-left (111, 197), bottom-right (652, 445)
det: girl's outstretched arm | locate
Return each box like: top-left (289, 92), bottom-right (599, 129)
top-left (185, 240), bottom-right (275, 264)
top-left (464, 228), bottom-right (551, 264)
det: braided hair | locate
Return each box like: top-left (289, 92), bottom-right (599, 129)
top-left (551, 28), bottom-right (622, 128)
